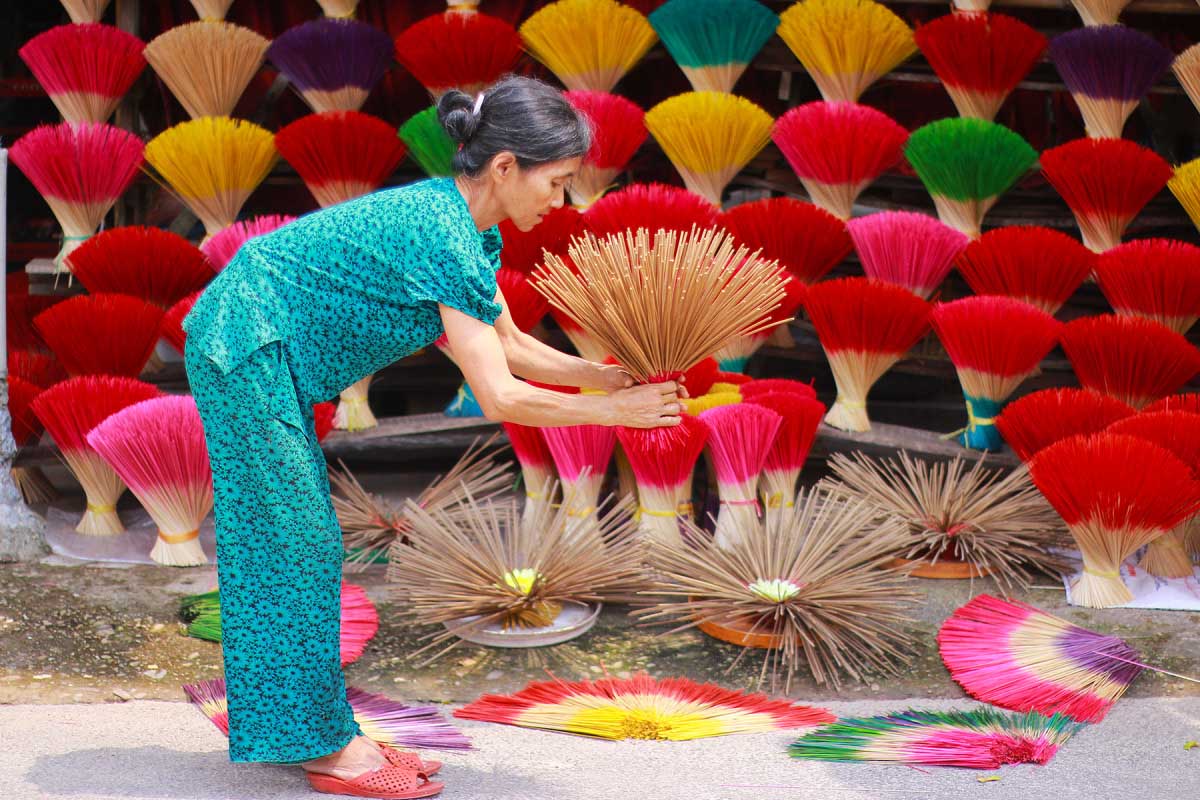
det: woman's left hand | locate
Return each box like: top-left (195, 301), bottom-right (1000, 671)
top-left (593, 363), bottom-right (635, 394)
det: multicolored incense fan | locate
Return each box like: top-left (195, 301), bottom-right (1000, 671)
top-left (954, 226), bottom-right (1095, 316)
top-left (267, 18), bottom-right (395, 113)
top-left (394, 10), bottom-right (522, 97)
top-left (19, 23), bottom-right (146, 124)
top-left (563, 91), bottom-right (646, 209)
top-left (648, 0), bottom-right (778, 94)
top-left (519, 0), bottom-right (658, 93)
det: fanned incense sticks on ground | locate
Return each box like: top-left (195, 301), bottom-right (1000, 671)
top-left (637, 488), bottom-right (919, 690)
top-left (519, 0), bottom-right (658, 93)
top-left (743, 392), bottom-right (825, 524)
top-left (996, 388), bottom-right (1134, 462)
top-left (648, 0), bottom-right (779, 94)
top-left (456, 671), bottom-right (833, 739)
top-left (772, 101), bottom-right (907, 221)
top-left (200, 214), bottom-right (294, 271)
top-left (394, 11), bottom-right (522, 97)
top-left (616, 415), bottom-right (708, 546)
top-left (532, 227), bottom-right (788, 384)
top-left (1030, 433), bottom-right (1200, 607)
top-left (1169, 159), bottom-right (1200, 239)
top-left (790, 708), bottom-right (1082, 768)
top-left (267, 19), bottom-right (395, 113)
top-left (275, 110), bottom-right (406, 208)
top-left (914, 13), bottom-right (1046, 121)
top-left (19, 23), bottom-right (146, 124)
top-left (847, 211), bottom-right (968, 299)
top-left (64, 226), bottom-right (212, 309)
top-left (955, 226), bottom-right (1095, 316)
top-left (563, 91), bottom-right (647, 209)
top-left (1094, 239), bottom-right (1200, 335)
top-left (399, 106), bottom-right (457, 178)
top-left (143, 21), bottom-right (268, 120)
top-left (700, 404), bottom-right (781, 549)
top-left (1059, 314), bottom-right (1200, 409)
top-left (777, 0), bottom-right (915, 103)
top-left (823, 451), bottom-right (1067, 590)
top-left (939, 595), bottom-right (1143, 723)
top-left (644, 92), bottom-right (773, 205)
top-left (33, 293), bottom-right (164, 377)
top-left (720, 198), bottom-right (852, 286)
top-left (387, 493), bottom-right (645, 662)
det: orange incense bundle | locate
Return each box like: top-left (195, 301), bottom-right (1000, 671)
top-left (955, 226), bottom-right (1095, 316)
top-left (33, 293), bottom-right (164, 378)
top-left (564, 91), bottom-right (647, 209)
top-left (996, 388), bottom-right (1134, 462)
top-left (19, 23), bottom-right (146, 124)
top-left (1094, 239), bottom-right (1200, 335)
top-left (275, 111), bottom-right (406, 208)
top-left (1059, 315), bottom-right (1200, 409)
top-left (64, 226), bottom-right (212, 309)
top-left (395, 11), bottom-right (521, 96)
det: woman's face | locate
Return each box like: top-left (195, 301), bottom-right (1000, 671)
top-left (495, 156), bottom-right (583, 232)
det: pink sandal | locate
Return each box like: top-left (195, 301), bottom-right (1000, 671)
top-left (376, 743), bottom-right (442, 776)
top-left (307, 764), bottom-right (443, 798)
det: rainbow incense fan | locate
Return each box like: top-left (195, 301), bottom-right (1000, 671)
top-left (503, 422), bottom-right (557, 526)
top-left (904, 118), bottom-right (1037, 239)
top-left (996, 388), bottom-right (1133, 462)
top-left (803, 277), bottom-right (931, 432)
top-left (583, 182), bottom-right (720, 240)
top-left (931, 296), bottom-right (1062, 451)
top-left (720, 198), bottom-right (852, 286)
top-left (58, 0), bottom-right (110, 24)
top-left (161, 291), bottom-right (201, 355)
top-left (823, 451), bottom-right (1067, 588)
top-left (19, 23), bottom-right (145, 124)
top-left (564, 91), bottom-right (646, 209)
top-left (200, 214), bottom-right (294, 271)
top-left (1040, 138), bottom-right (1171, 254)
top-left (790, 708), bottom-right (1082, 768)
top-left (644, 92), bottom-right (773, 206)
top-left (1048, 27), bottom-right (1173, 140)
top-left (64, 227), bottom-right (212, 309)
top-left (955, 226), bottom-right (1095, 316)
top-left (699, 403), bottom-right (781, 549)
top-left (331, 433), bottom-right (513, 569)
top-left (1169, 158), bottom-right (1200, 237)
top-left (9, 122), bottom-right (143, 267)
top-left (519, 0), bottom-right (658, 93)
top-left (34, 293), bottom-right (164, 377)
top-left (1094, 239), bottom-right (1200, 335)
top-left (395, 11), bottom-right (522, 97)
top-left (399, 106), bottom-right (456, 178)
top-left (457, 670), bottom-right (833, 739)
top-left (939, 595), bottom-right (1144, 724)
top-left (87, 395), bottom-right (214, 567)
top-left (533, 227), bottom-right (788, 384)
top-left (143, 21), bottom-right (268, 120)
top-left (772, 101), bottom-right (907, 221)
top-left (914, 13), bottom-right (1045, 122)
top-left (1029, 432), bottom-right (1200, 607)
top-left (184, 678), bottom-right (472, 751)
top-left (1173, 44), bottom-right (1200, 119)
top-left (540, 425), bottom-right (617, 542)
top-left (388, 494), bottom-right (644, 660)
top-left (31, 376), bottom-right (160, 536)
top-left (1059, 314), bottom-right (1200, 410)
top-left (637, 487), bottom-right (918, 690)
top-left (615, 415), bottom-right (707, 546)
top-left (275, 111), bottom-right (406, 208)
top-left (847, 211), bottom-right (968, 299)
top-left (267, 19), bottom-right (394, 114)
top-left (648, 0), bottom-right (779, 94)
top-left (777, 0), bottom-right (915, 104)
top-left (144, 117), bottom-right (277, 240)
top-left (744, 392), bottom-right (825, 523)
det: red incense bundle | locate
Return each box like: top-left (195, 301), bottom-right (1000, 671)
top-left (719, 198), bottom-right (852, 285)
top-left (498, 207), bottom-right (586, 275)
top-left (804, 277), bottom-right (932, 432)
top-left (19, 23), bottom-right (146, 124)
top-left (6, 274), bottom-right (62, 353)
top-left (540, 424), bottom-right (617, 542)
top-left (772, 101), bottom-right (907, 220)
top-left (931, 297), bottom-right (1062, 452)
top-left (31, 376), bottom-right (160, 535)
top-left (8, 349), bottom-right (67, 388)
top-left (87, 395), bottom-right (214, 566)
top-left (1029, 433), bottom-right (1200, 607)
top-left (33, 293), bottom-right (165, 378)
top-left (996, 388), bottom-right (1134, 462)
top-left (847, 211), bottom-right (969, 299)
top-left (64, 226), bottom-right (212, 309)
top-left (275, 111), bottom-right (406, 208)
top-left (8, 376), bottom-right (43, 450)
top-left (161, 291), bottom-right (202, 355)
top-left (741, 378), bottom-right (817, 402)
top-left (745, 392), bottom-right (825, 521)
top-left (682, 357), bottom-right (721, 399)
top-left (616, 415), bottom-right (708, 546)
top-left (582, 182), bottom-right (720, 239)
top-left (314, 402), bottom-right (336, 443)
top-left (1094, 239), bottom-right (1200, 335)
top-left (1059, 314), bottom-right (1200, 409)
top-left (394, 11), bottom-right (522, 96)
top-left (502, 422), bottom-right (558, 525)
top-left (699, 403), bottom-right (782, 549)
top-left (564, 91), bottom-right (647, 209)
top-left (200, 214), bottom-right (295, 272)
top-left (1040, 138), bottom-right (1172, 253)
top-left (955, 226), bottom-right (1095, 316)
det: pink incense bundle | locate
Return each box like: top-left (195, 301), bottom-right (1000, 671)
top-left (847, 211), bottom-right (969, 299)
top-left (200, 215), bottom-right (295, 271)
top-left (616, 415), bottom-right (708, 546)
top-left (1059, 314), bottom-right (1200, 409)
top-left (19, 23), bottom-right (146, 124)
top-left (996, 388), bottom-right (1133, 462)
top-left (394, 11), bottom-right (522, 96)
top-left (499, 207), bottom-right (586, 275)
top-left (699, 403), bottom-right (781, 549)
top-left (564, 90), bottom-right (647, 209)
top-left (582, 182), bottom-right (720, 240)
top-left (1106, 411), bottom-right (1200, 578)
top-left (87, 395), bottom-right (214, 566)
top-left (955, 226), bottom-right (1095, 316)
top-left (275, 111), bottom-right (406, 208)
top-left (64, 226), bottom-right (213, 309)
top-left (740, 378), bottom-right (817, 402)
top-left (339, 582), bottom-right (380, 666)
top-left (540, 424), bottom-right (617, 542)
top-left (719, 198), bottom-right (852, 285)
top-left (1040, 138), bottom-right (1172, 253)
top-left (1028, 432), bottom-right (1200, 607)
top-left (772, 101), bottom-right (908, 220)
top-left (33, 293), bottom-right (165, 378)
top-left (31, 376), bottom-right (161, 536)
top-left (1094, 239), bottom-right (1200, 335)
top-left (745, 392), bottom-right (825, 521)
top-left (161, 291), bottom-right (202, 355)
top-left (9, 122), bottom-right (144, 266)
top-left (804, 277), bottom-right (932, 432)
top-left (502, 422), bottom-right (558, 525)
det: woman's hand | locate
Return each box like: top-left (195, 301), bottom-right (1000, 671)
top-left (594, 363), bottom-right (635, 393)
top-left (607, 381), bottom-right (683, 428)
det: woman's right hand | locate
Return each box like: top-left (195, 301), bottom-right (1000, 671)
top-left (608, 381), bottom-right (682, 428)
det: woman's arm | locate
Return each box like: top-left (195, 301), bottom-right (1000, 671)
top-left (440, 304), bottom-right (681, 428)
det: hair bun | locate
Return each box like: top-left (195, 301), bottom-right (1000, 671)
top-left (437, 89), bottom-right (480, 146)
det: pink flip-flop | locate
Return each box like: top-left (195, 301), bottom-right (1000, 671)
top-left (307, 764), bottom-right (443, 798)
top-left (376, 743), bottom-right (442, 776)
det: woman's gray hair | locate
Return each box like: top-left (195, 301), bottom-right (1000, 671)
top-left (437, 75), bottom-right (592, 177)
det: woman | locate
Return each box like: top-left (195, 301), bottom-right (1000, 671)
top-left (183, 76), bottom-right (683, 799)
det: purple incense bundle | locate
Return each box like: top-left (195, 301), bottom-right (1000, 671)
top-left (266, 18), bottom-right (395, 113)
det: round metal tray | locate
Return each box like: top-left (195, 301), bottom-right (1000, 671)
top-left (446, 600), bottom-right (602, 648)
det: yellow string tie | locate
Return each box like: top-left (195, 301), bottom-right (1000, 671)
top-left (525, 491), bottom-right (546, 501)
top-left (677, 502), bottom-right (694, 517)
top-left (341, 394), bottom-right (368, 406)
top-left (159, 529), bottom-right (200, 544)
top-left (637, 507), bottom-right (678, 519)
top-left (87, 503), bottom-right (116, 514)
top-left (1083, 566), bottom-right (1121, 579)
top-left (965, 399), bottom-right (997, 431)
top-left (763, 493), bottom-right (794, 510)
top-left (837, 398), bottom-right (867, 409)
top-left (565, 507), bottom-right (596, 518)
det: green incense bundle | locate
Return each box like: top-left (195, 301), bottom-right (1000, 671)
top-left (649, 0), bottom-right (779, 93)
top-left (179, 589), bottom-right (222, 643)
top-left (399, 106), bottom-right (456, 177)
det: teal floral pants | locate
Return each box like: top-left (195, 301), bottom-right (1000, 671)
top-left (185, 338), bottom-right (362, 763)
